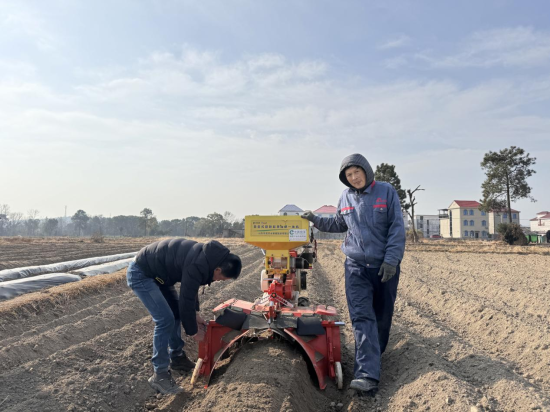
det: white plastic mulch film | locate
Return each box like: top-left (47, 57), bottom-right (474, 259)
top-left (0, 252), bottom-right (137, 282)
top-left (72, 257), bottom-right (135, 277)
top-left (0, 274), bottom-right (81, 302)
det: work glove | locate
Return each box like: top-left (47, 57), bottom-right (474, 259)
top-left (301, 211), bottom-right (316, 221)
top-left (378, 262), bottom-right (397, 283)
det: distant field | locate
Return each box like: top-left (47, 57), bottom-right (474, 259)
top-left (406, 238), bottom-right (550, 255)
top-left (0, 237), bottom-right (164, 270)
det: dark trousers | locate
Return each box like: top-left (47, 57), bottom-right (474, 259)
top-left (345, 258), bottom-right (400, 381)
top-left (126, 261), bottom-right (184, 373)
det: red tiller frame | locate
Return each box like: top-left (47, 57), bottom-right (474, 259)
top-left (194, 299), bottom-right (343, 390)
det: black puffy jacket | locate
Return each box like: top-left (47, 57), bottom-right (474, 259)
top-left (135, 238), bottom-right (230, 335)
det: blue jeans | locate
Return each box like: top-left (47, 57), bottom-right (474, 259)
top-left (126, 261), bottom-right (185, 373)
top-left (345, 258), bottom-right (400, 381)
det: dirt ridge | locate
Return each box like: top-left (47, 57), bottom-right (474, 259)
top-left (1, 239), bottom-right (550, 411)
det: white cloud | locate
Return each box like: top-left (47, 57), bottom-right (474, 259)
top-left (5, 46), bottom-right (550, 150)
top-left (0, 2), bottom-right (59, 52)
top-left (0, 59), bottom-right (37, 80)
top-left (2, 45), bottom-right (549, 219)
top-left (383, 56), bottom-right (409, 69)
top-left (0, 80), bottom-right (71, 113)
top-left (247, 53), bottom-right (286, 71)
top-left (377, 34), bottom-right (410, 50)
top-left (72, 46), bottom-right (330, 113)
top-left (403, 27), bottom-right (550, 69)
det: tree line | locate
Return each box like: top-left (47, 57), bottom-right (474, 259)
top-left (0, 146), bottom-right (537, 244)
top-left (0, 206), bottom-right (244, 238)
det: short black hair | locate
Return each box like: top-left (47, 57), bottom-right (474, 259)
top-left (219, 253), bottom-right (242, 279)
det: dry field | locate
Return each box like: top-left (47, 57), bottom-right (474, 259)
top-left (0, 237), bottom-right (164, 270)
top-left (0, 238), bottom-right (549, 411)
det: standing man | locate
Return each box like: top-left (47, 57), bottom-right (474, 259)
top-left (302, 153), bottom-right (405, 395)
top-left (127, 238), bottom-right (242, 394)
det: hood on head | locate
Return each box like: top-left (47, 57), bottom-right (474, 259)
top-left (203, 240), bottom-right (230, 284)
top-left (338, 153), bottom-right (374, 189)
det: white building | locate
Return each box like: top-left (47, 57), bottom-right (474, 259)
top-left (278, 204), bottom-right (303, 216)
top-left (488, 208), bottom-right (521, 234)
top-left (413, 214), bottom-right (440, 238)
top-left (440, 200), bottom-right (520, 239)
top-left (530, 211), bottom-right (550, 234)
top-left (313, 205), bottom-right (337, 218)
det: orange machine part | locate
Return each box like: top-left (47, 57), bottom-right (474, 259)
top-left (196, 299), bottom-right (342, 390)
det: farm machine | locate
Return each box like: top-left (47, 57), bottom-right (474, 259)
top-left (191, 215), bottom-right (344, 390)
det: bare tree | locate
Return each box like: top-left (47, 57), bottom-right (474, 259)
top-left (91, 215), bottom-right (105, 236)
top-left (140, 208), bottom-right (154, 236)
top-left (406, 185), bottom-right (425, 243)
top-left (223, 211), bottom-right (236, 228)
top-left (0, 204), bottom-right (9, 236)
top-left (8, 212), bottom-right (23, 236)
top-left (72, 210), bottom-right (89, 236)
top-left (42, 218), bottom-right (59, 236)
top-left (184, 216), bottom-right (200, 237)
top-left (26, 209), bottom-right (40, 236)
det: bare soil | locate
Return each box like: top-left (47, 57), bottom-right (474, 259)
top-left (316, 241), bottom-right (550, 412)
top-left (1, 238), bottom-right (549, 412)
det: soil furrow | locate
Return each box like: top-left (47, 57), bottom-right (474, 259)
top-left (2, 239), bottom-right (550, 411)
top-left (399, 273), bottom-right (550, 393)
top-left (0, 292), bottom-right (145, 372)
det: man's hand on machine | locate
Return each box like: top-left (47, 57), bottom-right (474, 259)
top-left (189, 312), bottom-right (207, 343)
top-left (378, 262), bottom-right (397, 283)
top-left (191, 313), bottom-right (207, 342)
top-left (301, 211), bottom-right (316, 221)
top-left (190, 326), bottom-right (206, 342)
top-left (196, 313), bottom-right (207, 326)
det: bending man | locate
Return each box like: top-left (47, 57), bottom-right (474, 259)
top-left (127, 238), bottom-right (242, 394)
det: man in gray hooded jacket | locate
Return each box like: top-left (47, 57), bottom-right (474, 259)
top-left (302, 153), bottom-right (405, 394)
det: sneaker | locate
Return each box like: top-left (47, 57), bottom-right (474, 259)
top-left (148, 371), bottom-right (183, 394)
top-left (170, 352), bottom-right (195, 372)
top-left (350, 378), bottom-right (379, 394)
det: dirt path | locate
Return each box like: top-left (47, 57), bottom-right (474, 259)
top-left (1, 239), bottom-right (549, 411)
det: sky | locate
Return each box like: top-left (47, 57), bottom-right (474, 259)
top-left (1, 0), bottom-right (549, 224)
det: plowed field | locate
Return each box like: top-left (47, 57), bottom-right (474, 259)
top-left (1, 239), bottom-right (549, 412)
top-left (0, 237), bottom-right (163, 270)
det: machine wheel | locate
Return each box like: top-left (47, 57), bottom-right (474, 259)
top-left (298, 296), bottom-right (310, 307)
top-left (335, 361), bottom-right (343, 390)
top-left (300, 271), bottom-right (307, 290)
top-left (190, 358), bottom-right (203, 386)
